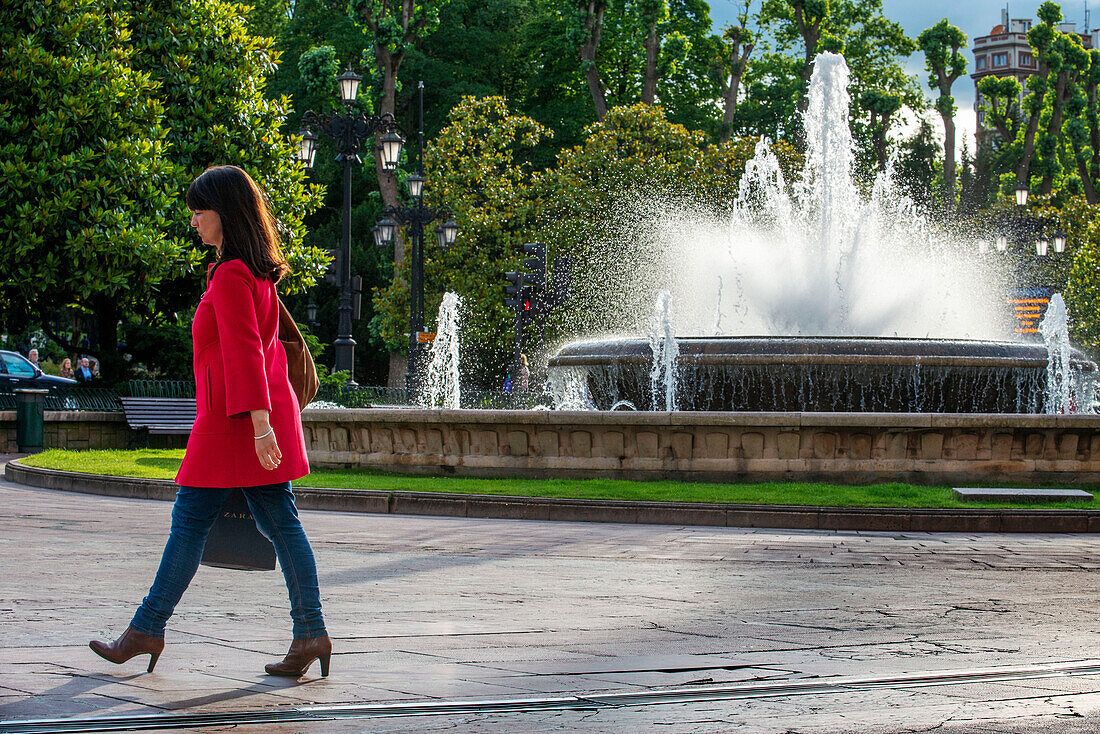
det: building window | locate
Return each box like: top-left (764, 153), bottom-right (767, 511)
top-left (977, 55), bottom-right (988, 70)
top-left (1019, 52), bottom-right (1034, 67)
top-left (992, 52), bottom-right (1009, 67)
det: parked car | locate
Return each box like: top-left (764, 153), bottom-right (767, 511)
top-left (0, 350), bottom-right (77, 388)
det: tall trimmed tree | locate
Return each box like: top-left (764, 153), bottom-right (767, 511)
top-left (918, 18), bottom-right (966, 212)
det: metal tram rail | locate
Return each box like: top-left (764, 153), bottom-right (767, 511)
top-left (4, 659), bottom-right (1100, 732)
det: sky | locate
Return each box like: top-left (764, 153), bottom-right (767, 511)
top-left (707, 1), bottom-right (1097, 154)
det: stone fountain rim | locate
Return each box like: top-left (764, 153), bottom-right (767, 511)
top-left (549, 335), bottom-right (1097, 371)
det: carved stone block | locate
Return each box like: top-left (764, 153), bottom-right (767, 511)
top-left (1059, 433), bottom-right (1080, 459)
top-left (920, 432), bottom-right (943, 459)
top-left (671, 432), bottom-right (693, 460)
top-left (370, 428), bottom-right (392, 454)
top-left (849, 433), bottom-right (872, 460)
top-left (506, 430), bottom-right (528, 456)
top-left (600, 430), bottom-right (625, 457)
top-left (953, 432), bottom-right (978, 460)
top-left (637, 431), bottom-right (659, 458)
top-left (1025, 433), bottom-right (1045, 458)
top-left (991, 432), bottom-right (1013, 460)
top-left (572, 430), bottom-right (592, 458)
top-left (777, 432), bottom-right (800, 459)
top-left (813, 432), bottom-right (836, 459)
top-left (537, 430), bottom-right (559, 457)
top-left (705, 432), bottom-right (730, 459)
top-left (741, 432), bottom-right (765, 459)
top-left (478, 430), bottom-right (499, 455)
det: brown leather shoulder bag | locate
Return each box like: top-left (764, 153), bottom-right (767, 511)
top-left (276, 298), bottom-right (319, 411)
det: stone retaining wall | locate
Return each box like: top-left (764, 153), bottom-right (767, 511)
top-left (301, 409), bottom-right (1100, 485)
top-left (5, 408), bottom-right (1100, 485)
top-left (0, 411), bottom-right (133, 452)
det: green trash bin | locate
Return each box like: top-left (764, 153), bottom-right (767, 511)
top-left (15, 388), bottom-right (48, 453)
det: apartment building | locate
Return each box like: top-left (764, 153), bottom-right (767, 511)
top-left (971, 8), bottom-right (1098, 132)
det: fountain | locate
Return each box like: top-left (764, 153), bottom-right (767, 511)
top-left (1039, 294), bottom-right (1094, 414)
top-left (648, 290), bottom-right (679, 411)
top-left (421, 292), bottom-right (462, 409)
top-left (548, 53), bottom-right (1097, 414)
top-left (298, 52), bottom-right (1100, 487)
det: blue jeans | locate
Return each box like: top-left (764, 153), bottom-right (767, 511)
top-left (130, 482), bottom-right (327, 639)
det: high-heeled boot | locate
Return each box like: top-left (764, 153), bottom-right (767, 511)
top-left (265, 635), bottom-right (332, 677)
top-left (89, 627), bottom-right (165, 673)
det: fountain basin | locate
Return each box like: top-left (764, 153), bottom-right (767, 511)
top-left (298, 408), bottom-right (1100, 486)
top-left (549, 336), bottom-right (1098, 413)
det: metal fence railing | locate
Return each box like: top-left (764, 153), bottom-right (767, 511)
top-left (124, 380), bottom-right (195, 398)
top-left (311, 383), bottom-right (547, 410)
top-left (0, 380), bottom-right (546, 412)
top-left (0, 386), bottom-right (122, 411)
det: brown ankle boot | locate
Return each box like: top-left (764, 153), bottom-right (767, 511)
top-left (89, 627), bottom-right (165, 673)
top-left (265, 636), bottom-right (332, 677)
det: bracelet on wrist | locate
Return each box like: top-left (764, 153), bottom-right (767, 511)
top-left (253, 427), bottom-right (274, 440)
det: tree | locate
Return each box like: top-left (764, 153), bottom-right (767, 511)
top-left (347, 0), bottom-right (454, 383)
top-left (1063, 194), bottom-right (1100, 351)
top-left (859, 89), bottom-right (902, 171)
top-left (744, 0), bottom-right (918, 149)
top-left (0, 0), bottom-right (178, 381)
top-left (638, 0), bottom-right (667, 104)
top-left (1, 0), bottom-right (325, 382)
top-left (117, 0), bottom-right (323, 380)
top-left (537, 104), bottom-right (799, 338)
top-left (372, 97), bottom-right (552, 385)
top-left (1012, 2), bottom-right (1061, 192)
top-left (1036, 19), bottom-right (1089, 195)
top-left (572, 0), bottom-right (611, 119)
top-left (893, 119), bottom-right (940, 212)
top-left (128, 0), bottom-right (324, 286)
top-left (718, 4), bottom-right (755, 144)
top-left (1065, 47), bottom-right (1100, 203)
top-left (978, 74), bottom-right (1023, 144)
top-left (918, 18), bottom-right (966, 212)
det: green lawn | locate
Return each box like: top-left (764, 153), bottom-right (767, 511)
top-left (16, 449), bottom-right (1100, 510)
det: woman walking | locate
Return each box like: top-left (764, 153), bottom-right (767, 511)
top-left (90, 166), bottom-right (330, 677)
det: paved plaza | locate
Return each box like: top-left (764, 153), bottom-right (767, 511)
top-left (3, 458), bottom-right (1100, 732)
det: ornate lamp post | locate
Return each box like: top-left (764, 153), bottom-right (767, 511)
top-left (297, 68), bottom-right (404, 386)
top-left (373, 81), bottom-right (458, 395)
top-left (982, 186), bottom-right (1068, 262)
top-left (982, 187), bottom-right (1072, 339)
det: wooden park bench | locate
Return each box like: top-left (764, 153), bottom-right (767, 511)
top-left (119, 397), bottom-right (196, 445)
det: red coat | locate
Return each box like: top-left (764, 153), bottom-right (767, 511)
top-left (176, 259), bottom-right (310, 488)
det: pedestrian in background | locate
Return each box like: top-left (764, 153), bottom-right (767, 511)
top-left (518, 353), bottom-right (530, 392)
top-left (26, 348), bottom-right (38, 368)
top-left (74, 357), bottom-right (95, 383)
top-left (89, 165), bottom-right (330, 678)
top-left (58, 358), bottom-right (73, 379)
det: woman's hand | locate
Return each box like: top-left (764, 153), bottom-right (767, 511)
top-left (251, 409), bottom-right (282, 471)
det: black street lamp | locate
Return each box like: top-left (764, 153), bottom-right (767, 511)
top-left (298, 67), bottom-right (404, 386)
top-left (373, 81), bottom-right (458, 395)
top-left (982, 189), bottom-right (1069, 265)
top-left (982, 191), bottom-right (1073, 339)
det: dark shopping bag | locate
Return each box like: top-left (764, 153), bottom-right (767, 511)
top-left (200, 488), bottom-right (277, 571)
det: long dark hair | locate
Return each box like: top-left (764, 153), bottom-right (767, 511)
top-left (186, 165), bottom-right (290, 282)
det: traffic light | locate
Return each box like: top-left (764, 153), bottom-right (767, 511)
top-left (502, 271), bottom-right (524, 309)
top-left (522, 242), bottom-right (547, 290)
top-left (521, 284), bottom-right (537, 315)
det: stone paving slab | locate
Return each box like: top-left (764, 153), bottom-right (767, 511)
top-left (955, 487), bottom-right (1095, 502)
top-left (4, 458), bottom-right (1100, 732)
